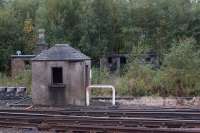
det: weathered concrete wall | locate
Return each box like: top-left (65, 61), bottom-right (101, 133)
top-left (101, 97), bottom-right (200, 107)
top-left (11, 58), bottom-right (25, 77)
top-left (11, 55), bottom-right (35, 77)
top-left (32, 61), bottom-right (50, 105)
top-left (68, 61), bottom-right (84, 105)
top-left (32, 60), bottom-right (91, 106)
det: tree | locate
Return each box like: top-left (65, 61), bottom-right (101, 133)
top-left (0, 9), bottom-right (24, 71)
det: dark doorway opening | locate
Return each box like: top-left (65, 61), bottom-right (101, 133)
top-left (52, 67), bottom-right (63, 84)
top-left (108, 57), bottom-right (112, 63)
top-left (85, 65), bottom-right (89, 88)
top-left (120, 56), bottom-right (127, 64)
top-left (24, 60), bottom-right (31, 70)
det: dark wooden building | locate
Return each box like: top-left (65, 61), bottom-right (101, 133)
top-left (100, 54), bottom-right (128, 74)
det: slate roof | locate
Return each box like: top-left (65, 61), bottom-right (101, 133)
top-left (32, 44), bottom-right (90, 61)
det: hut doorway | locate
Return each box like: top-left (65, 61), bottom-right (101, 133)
top-left (85, 65), bottom-right (89, 88)
top-left (50, 67), bottom-right (65, 106)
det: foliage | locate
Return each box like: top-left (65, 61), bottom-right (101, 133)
top-left (0, 8), bottom-right (24, 71)
top-left (91, 67), bottom-right (110, 84)
top-left (91, 67), bottom-right (113, 96)
top-left (116, 44), bottom-right (155, 96)
top-left (0, 0), bottom-right (37, 71)
top-left (116, 39), bottom-right (200, 96)
top-left (0, 0), bottom-right (200, 71)
top-left (0, 70), bottom-right (32, 93)
top-left (159, 39), bottom-right (200, 96)
top-left (0, 0), bottom-right (200, 96)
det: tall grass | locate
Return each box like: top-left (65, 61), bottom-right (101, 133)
top-left (91, 38), bottom-right (200, 97)
top-left (0, 70), bottom-right (32, 93)
top-left (0, 38), bottom-right (199, 97)
top-left (116, 38), bottom-right (200, 96)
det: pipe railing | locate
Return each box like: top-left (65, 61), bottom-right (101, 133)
top-left (86, 85), bottom-right (116, 106)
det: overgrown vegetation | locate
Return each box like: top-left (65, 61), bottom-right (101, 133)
top-left (0, 0), bottom-right (200, 96)
top-left (0, 0), bottom-right (200, 71)
top-left (0, 70), bottom-right (32, 93)
top-left (115, 39), bottom-right (200, 96)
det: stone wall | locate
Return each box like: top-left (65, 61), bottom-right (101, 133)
top-left (11, 55), bottom-right (35, 77)
top-left (118, 97), bottom-right (200, 107)
top-left (11, 58), bottom-right (25, 77)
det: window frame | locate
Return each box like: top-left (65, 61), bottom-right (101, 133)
top-left (51, 67), bottom-right (63, 85)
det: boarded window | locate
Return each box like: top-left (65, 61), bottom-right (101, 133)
top-left (52, 67), bottom-right (63, 84)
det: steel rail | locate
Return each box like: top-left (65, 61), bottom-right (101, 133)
top-left (2, 109), bottom-right (200, 119)
top-left (0, 120), bottom-right (199, 133)
top-left (2, 108), bottom-right (200, 113)
top-left (0, 110), bottom-right (199, 132)
top-left (0, 111), bottom-right (200, 128)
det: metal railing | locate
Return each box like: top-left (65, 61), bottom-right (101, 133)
top-left (86, 85), bottom-right (116, 106)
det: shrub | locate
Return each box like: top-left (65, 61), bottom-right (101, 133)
top-left (116, 38), bottom-right (200, 96)
top-left (91, 67), bottom-right (113, 96)
top-left (91, 67), bottom-right (110, 84)
top-left (116, 45), bottom-right (155, 96)
top-left (160, 38), bottom-right (200, 96)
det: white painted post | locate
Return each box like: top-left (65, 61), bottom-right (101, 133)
top-left (86, 86), bottom-right (90, 106)
top-left (86, 85), bottom-right (116, 106)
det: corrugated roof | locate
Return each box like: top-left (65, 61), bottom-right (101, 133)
top-left (32, 44), bottom-right (90, 61)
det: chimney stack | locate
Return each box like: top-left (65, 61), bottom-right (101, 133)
top-left (34, 28), bottom-right (48, 54)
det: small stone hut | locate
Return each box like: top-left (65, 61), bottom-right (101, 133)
top-left (32, 44), bottom-right (91, 106)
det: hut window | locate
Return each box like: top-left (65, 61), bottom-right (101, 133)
top-left (108, 57), bottom-right (112, 63)
top-left (120, 56), bottom-right (127, 64)
top-left (52, 67), bottom-right (63, 84)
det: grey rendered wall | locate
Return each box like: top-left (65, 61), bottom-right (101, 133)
top-left (32, 61), bottom-right (68, 105)
top-left (45, 61), bottom-right (69, 105)
top-left (32, 60), bottom-right (91, 106)
top-left (11, 58), bottom-right (25, 78)
top-left (32, 61), bottom-right (50, 105)
top-left (67, 61), bottom-right (85, 105)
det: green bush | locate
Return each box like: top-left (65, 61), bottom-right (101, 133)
top-left (116, 63), bottom-right (155, 96)
top-left (160, 39), bottom-right (200, 96)
top-left (116, 44), bottom-right (154, 96)
top-left (91, 67), bottom-right (110, 84)
top-left (91, 67), bottom-right (112, 96)
top-left (116, 38), bottom-right (200, 96)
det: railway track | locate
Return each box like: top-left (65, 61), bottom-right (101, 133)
top-left (2, 107), bottom-right (200, 119)
top-left (0, 107), bottom-right (200, 132)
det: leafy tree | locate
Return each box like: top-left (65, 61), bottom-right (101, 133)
top-left (0, 9), bottom-right (24, 71)
top-left (0, 0), bottom-right (200, 74)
